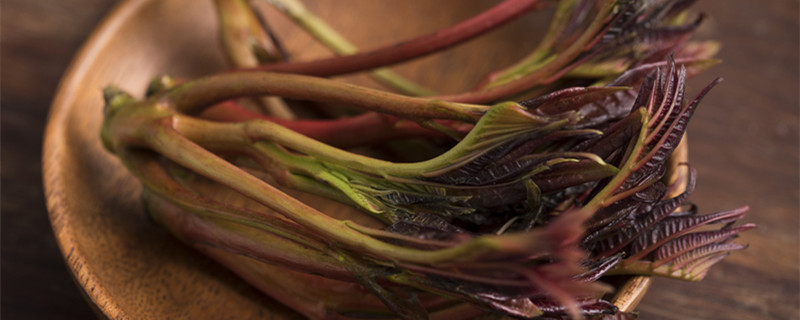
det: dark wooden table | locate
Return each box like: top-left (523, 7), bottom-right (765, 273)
top-left (2, 1), bottom-right (798, 319)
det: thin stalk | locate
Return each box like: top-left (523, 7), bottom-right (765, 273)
top-left (555, 107), bottom-right (648, 225)
top-left (219, 134), bottom-right (613, 222)
top-left (214, 0), bottom-right (295, 119)
top-left (344, 222), bottom-right (458, 249)
top-left (215, 0), bottom-right (285, 66)
top-left (162, 71), bottom-right (488, 122)
top-left (565, 58), bottom-right (630, 79)
top-left (592, 108), bottom-right (649, 210)
top-left (265, 0), bottom-right (437, 96)
top-left (249, 0), bottom-right (542, 76)
top-left (200, 101), bottom-right (470, 147)
top-left (171, 102), bottom-right (545, 178)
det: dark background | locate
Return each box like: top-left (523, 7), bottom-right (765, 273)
top-left (2, 1), bottom-right (798, 319)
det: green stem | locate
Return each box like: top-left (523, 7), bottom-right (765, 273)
top-left (200, 101), bottom-right (468, 148)
top-left (589, 108), bottom-right (648, 211)
top-left (116, 115), bottom-right (557, 265)
top-left (545, 108), bottom-right (648, 226)
top-left (179, 117), bottom-right (616, 222)
top-left (214, 0), bottom-right (296, 119)
top-left (172, 101), bottom-right (540, 178)
top-left (215, 0), bottom-right (284, 66)
top-left (266, 0), bottom-right (437, 96)
top-left (162, 71), bottom-right (487, 122)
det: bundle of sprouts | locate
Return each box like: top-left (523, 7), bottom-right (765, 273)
top-left (100, 1), bottom-right (751, 318)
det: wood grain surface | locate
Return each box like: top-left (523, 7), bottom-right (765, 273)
top-left (2, 1), bottom-right (798, 319)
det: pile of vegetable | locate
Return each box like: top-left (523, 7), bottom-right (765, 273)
top-left (100, 0), bottom-right (753, 319)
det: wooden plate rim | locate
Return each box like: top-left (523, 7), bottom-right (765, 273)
top-left (43, 0), bottom-right (148, 318)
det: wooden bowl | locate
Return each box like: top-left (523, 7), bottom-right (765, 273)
top-left (43, 0), bottom-right (656, 318)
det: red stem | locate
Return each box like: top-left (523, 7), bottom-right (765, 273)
top-left (249, 0), bottom-right (542, 77)
top-left (201, 101), bottom-right (473, 147)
